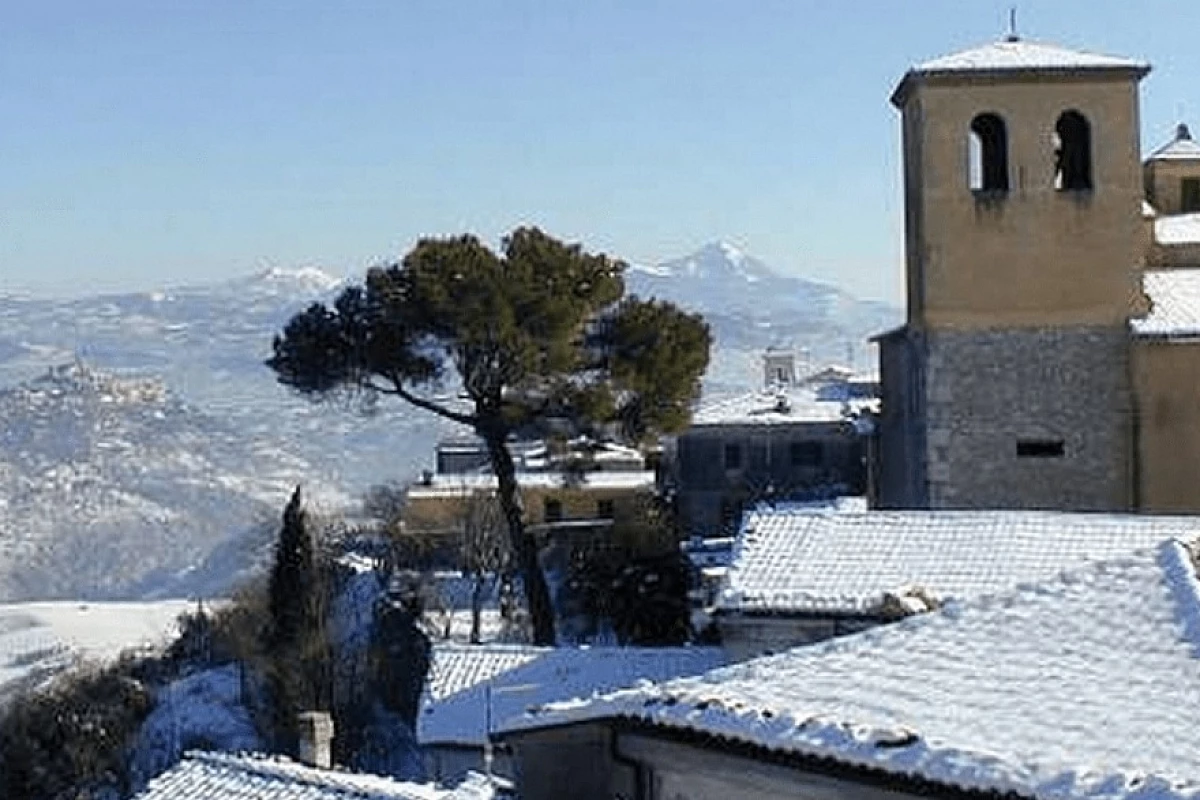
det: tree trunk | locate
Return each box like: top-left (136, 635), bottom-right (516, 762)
top-left (482, 431), bottom-right (557, 645)
top-left (470, 575), bottom-right (485, 645)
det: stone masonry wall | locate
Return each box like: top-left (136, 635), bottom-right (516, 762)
top-left (923, 326), bottom-right (1133, 510)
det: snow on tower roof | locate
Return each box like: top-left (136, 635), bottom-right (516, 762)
top-left (133, 751), bottom-right (495, 799)
top-left (504, 540), bottom-right (1200, 800)
top-left (892, 38), bottom-right (1149, 106)
top-left (716, 507), bottom-right (1200, 615)
top-left (1133, 269), bottom-right (1200, 338)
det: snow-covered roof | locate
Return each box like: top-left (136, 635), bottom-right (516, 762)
top-left (893, 38), bottom-right (1148, 105)
top-left (504, 540), bottom-right (1200, 800)
top-left (1134, 269), bottom-right (1200, 337)
top-left (420, 644), bottom-right (724, 747)
top-left (1155, 214), bottom-right (1200, 247)
top-left (690, 387), bottom-right (874, 428)
top-left (913, 38), bottom-right (1146, 74)
top-left (717, 507), bottom-right (1200, 614)
top-left (406, 470), bottom-right (655, 498)
top-left (1148, 124), bottom-right (1200, 162)
top-left (133, 751), bottom-right (495, 799)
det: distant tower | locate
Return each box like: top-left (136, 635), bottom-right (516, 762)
top-left (762, 348), bottom-right (796, 389)
top-left (875, 36), bottom-right (1150, 509)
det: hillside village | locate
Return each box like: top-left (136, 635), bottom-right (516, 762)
top-left (9, 28), bottom-right (1200, 800)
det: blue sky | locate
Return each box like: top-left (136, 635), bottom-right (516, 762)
top-left (3, 1), bottom-right (1198, 301)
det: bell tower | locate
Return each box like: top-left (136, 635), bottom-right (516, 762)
top-left (876, 37), bottom-right (1150, 509)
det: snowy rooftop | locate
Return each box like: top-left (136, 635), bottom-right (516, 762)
top-left (894, 39), bottom-right (1148, 105)
top-left (134, 751), bottom-right (495, 799)
top-left (690, 387), bottom-right (874, 428)
top-left (912, 38), bottom-right (1146, 75)
top-left (717, 507), bottom-right (1200, 614)
top-left (1133, 269), bottom-right (1200, 337)
top-left (1155, 214), bottom-right (1200, 247)
top-left (1148, 124), bottom-right (1200, 162)
top-left (406, 470), bottom-right (656, 498)
top-left (420, 644), bottom-right (724, 747)
top-left (505, 540), bottom-right (1200, 800)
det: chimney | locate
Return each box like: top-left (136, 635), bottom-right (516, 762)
top-left (297, 711), bottom-right (334, 770)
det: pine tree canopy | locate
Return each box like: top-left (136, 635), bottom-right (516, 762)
top-left (266, 227), bottom-right (711, 644)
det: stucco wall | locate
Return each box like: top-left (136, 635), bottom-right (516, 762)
top-left (405, 484), bottom-right (649, 535)
top-left (507, 723), bottom-right (616, 800)
top-left (1132, 338), bottom-right (1200, 511)
top-left (875, 328), bottom-right (927, 508)
top-left (923, 326), bottom-right (1134, 510)
top-left (899, 74), bottom-right (1145, 330)
top-left (1145, 158), bottom-right (1200, 216)
top-left (616, 733), bottom-right (929, 800)
top-left (717, 614), bottom-right (879, 662)
top-left (423, 745), bottom-right (513, 785)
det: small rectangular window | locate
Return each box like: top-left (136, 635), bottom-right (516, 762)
top-left (543, 498), bottom-right (563, 522)
top-left (596, 499), bottom-right (615, 519)
top-left (723, 443), bottom-right (742, 470)
top-left (790, 440), bottom-right (823, 467)
top-left (1182, 179), bottom-right (1200, 213)
top-left (1016, 439), bottom-right (1065, 458)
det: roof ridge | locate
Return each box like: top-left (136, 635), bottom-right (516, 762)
top-left (181, 751), bottom-right (437, 799)
top-left (1159, 538), bottom-right (1200, 657)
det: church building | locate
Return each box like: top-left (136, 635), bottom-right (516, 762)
top-left (874, 35), bottom-right (1200, 512)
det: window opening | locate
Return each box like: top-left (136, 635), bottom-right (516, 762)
top-left (596, 499), bottom-right (615, 519)
top-left (1182, 178), bottom-right (1200, 213)
top-left (543, 498), bottom-right (563, 522)
top-left (723, 443), bottom-right (742, 470)
top-left (969, 113), bottom-right (1010, 192)
top-left (790, 440), bottom-right (823, 467)
top-left (1016, 439), bottom-right (1065, 458)
top-left (1054, 111), bottom-right (1092, 191)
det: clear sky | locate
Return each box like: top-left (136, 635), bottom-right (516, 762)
top-left (4, 1), bottom-right (1198, 301)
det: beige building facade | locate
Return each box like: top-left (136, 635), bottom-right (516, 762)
top-left (876, 36), bottom-right (1200, 512)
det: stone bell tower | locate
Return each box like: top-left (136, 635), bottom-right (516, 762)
top-left (875, 36), bottom-right (1150, 509)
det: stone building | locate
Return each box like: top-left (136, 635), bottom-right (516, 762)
top-left (668, 350), bottom-right (876, 536)
top-left (874, 35), bottom-right (1200, 511)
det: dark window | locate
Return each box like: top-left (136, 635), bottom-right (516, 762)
top-left (1055, 111), bottom-right (1093, 191)
top-left (723, 443), bottom-right (742, 470)
top-left (790, 440), bottom-right (823, 467)
top-left (969, 113), bottom-right (1010, 192)
top-left (1182, 179), bottom-right (1200, 213)
top-left (543, 498), bottom-right (563, 521)
top-left (1016, 439), bottom-right (1065, 458)
top-left (596, 499), bottom-right (615, 519)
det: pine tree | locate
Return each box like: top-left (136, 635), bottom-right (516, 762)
top-left (267, 228), bottom-right (711, 644)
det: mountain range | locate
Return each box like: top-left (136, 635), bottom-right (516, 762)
top-left (0, 243), bottom-right (899, 601)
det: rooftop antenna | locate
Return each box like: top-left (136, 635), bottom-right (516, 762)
top-left (1005, 6), bottom-right (1020, 42)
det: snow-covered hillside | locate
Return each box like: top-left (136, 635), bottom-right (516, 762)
top-left (0, 362), bottom-right (344, 602)
top-left (0, 600), bottom-right (193, 704)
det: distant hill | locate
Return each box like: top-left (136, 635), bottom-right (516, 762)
top-left (0, 252), bottom-right (898, 601)
top-left (626, 242), bottom-right (899, 391)
top-left (0, 362), bottom-right (346, 602)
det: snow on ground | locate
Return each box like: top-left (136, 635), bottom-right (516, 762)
top-left (0, 599), bottom-right (194, 701)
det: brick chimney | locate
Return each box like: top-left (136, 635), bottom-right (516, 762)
top-left (296, 711), bottom-right (334, 770)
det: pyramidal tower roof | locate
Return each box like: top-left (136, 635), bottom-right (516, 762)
top-left (1148, 122), bottom-right (1200, 162)
top-left (892, 37), bottom-right (1150, 106)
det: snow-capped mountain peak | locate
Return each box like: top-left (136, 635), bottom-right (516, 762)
top-left (249, 266), bottom-right (343, 295)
